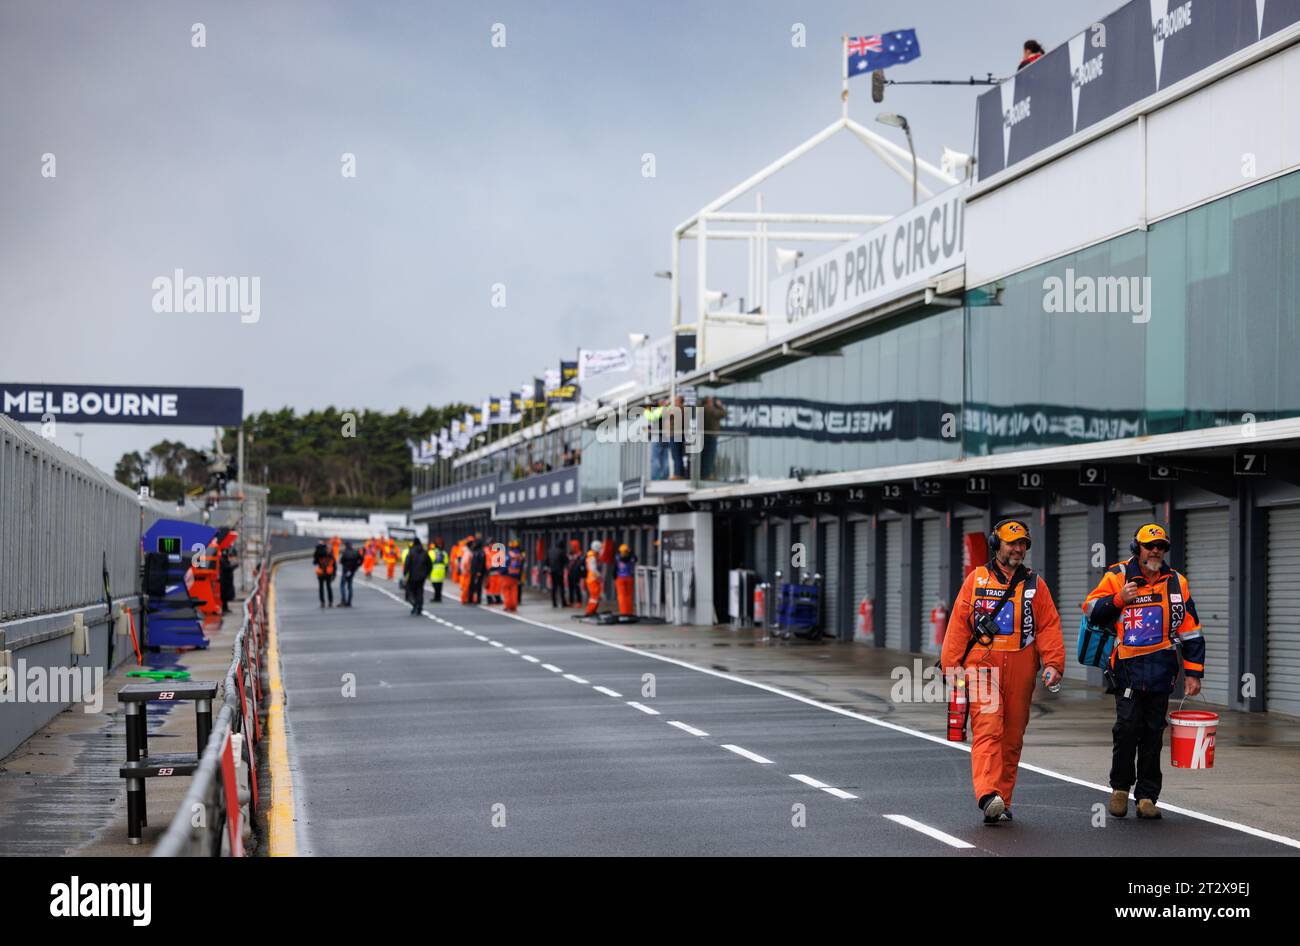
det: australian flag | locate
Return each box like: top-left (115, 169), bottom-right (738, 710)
top-left (848, 29), bottom-right (921, 76)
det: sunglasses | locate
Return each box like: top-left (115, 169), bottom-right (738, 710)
top-left (1140, 541), bottom-right (1170, 551)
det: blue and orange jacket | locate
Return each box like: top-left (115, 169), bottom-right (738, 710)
top-left (1084, 558), bottom-right (1205, 693)
top-left (615, 553), bottom-right (637, 579)
top-left (505, 549), bottom-right (523, 578)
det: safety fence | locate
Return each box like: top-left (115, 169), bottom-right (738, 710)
top-left (0, 415), bottom-right (200, 621)
top-left (153, 547), bottom-right (308, 856)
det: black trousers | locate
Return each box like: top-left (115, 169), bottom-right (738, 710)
top-left (409, 584), bottom-right (424, 613)
top-left (318, 576), bottom-right (333, 605)
top-left (469, 574), bottom-right (484, 603)
top-left (431, 581), bottom-right (442, 602)
top-left (550, 569), bottom-right (567, 607)
top-left (1110, 689), bottom-right (1170, 802)
top-left (567, 572), bottom-right (582, 604)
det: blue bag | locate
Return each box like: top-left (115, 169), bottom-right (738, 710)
top-left (1076, 614), bottom-right (1116, 667)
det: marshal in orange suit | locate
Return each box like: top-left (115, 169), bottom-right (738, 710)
top-left (941, 518), bottom-right (1064, 826)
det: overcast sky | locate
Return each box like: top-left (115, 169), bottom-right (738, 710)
top-left (0, 0), bottom-right (1119, 476)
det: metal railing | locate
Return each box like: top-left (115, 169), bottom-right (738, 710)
top-left (153, 546), bottom-right (309, 856)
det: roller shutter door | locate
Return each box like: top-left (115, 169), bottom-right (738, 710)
top-left (883, 519), bottom-right (902, 650)
top-left (920, 518), bottom-right (942, 654)
top-left (752, 522), bottom-right (767, 579)
top-left (1056, 515), bottom-right (1091, 681)
top-left (851, 521), bottom-right (871, 641)
top-left (1183, 507), bottom-right (1230, 706)
top-left (773, 520), bottom-right (789, 582)
top-left (1116, 510), bottom-right (1154, 564)
top-left (791, 522), bottom-right (808, 580)
top-left (821, 519), bottom-right (841, 637)
top-left (1266, 507), bottom-right (1300, 717)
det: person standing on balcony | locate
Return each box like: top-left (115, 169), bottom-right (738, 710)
top-left (644, 399), bottom-right (668, 480)
top-left (667, 395), bottom-right (688, 480)
top-left (700, 396), bottom-right (727, 481)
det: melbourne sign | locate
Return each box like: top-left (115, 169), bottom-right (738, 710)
top-left (0, 383), bottom-right (244, 426)
top-left (976, 0), bottom-right (1300, 180)
top-left (767, 187), bottom-right (965, 342)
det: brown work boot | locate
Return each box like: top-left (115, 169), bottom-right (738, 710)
top-left (1136, 799), bottom-right (1162, 820)
top-left (1108, 790), bottom-right (1129, 818)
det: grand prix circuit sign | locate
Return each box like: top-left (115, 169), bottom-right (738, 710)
top-left (976, 0), bottom-right (1300, 181)
top-left (766, 187), bottom-right (965, 343)
top-left (0, 383), bottom-right (243, 426)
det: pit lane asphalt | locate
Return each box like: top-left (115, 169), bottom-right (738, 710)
top-left (273, 566), bottom-right (1297, 856)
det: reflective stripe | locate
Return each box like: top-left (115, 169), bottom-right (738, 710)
top-left (1184, 661), bottom-right (1204, 672)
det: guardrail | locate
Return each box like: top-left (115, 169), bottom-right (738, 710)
top-left (153, 547), bottom-right (310, 856)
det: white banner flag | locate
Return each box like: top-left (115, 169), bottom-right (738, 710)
top-left (578, 347), bottom-right (632, 381)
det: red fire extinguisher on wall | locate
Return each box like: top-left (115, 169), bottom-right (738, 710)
top-left (753, 585), bottom-right (767, 625)
top-left (930, 604), bottom-right (949, 645)
top-left (858, 597), bottom-right (874, 637)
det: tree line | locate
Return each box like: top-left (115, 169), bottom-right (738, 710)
top-left (113, 404), bottom-right (469, 508)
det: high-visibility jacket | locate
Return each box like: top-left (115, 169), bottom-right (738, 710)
top-left (585, 550), bottom-right (602, 585)
top-left (429, 548), bottom-right (448, 582)
top-left (1084, 558), bottom-right (1204, 692)
top-left (942, 563), bottom-right (1064, 669)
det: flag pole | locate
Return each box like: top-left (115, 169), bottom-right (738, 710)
top-left (841, 33), bottom-right (849, 119)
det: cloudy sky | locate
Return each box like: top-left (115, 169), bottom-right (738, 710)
top-left (0, 0), bottom-right (1117, 475)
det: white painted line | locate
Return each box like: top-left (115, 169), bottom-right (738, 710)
top-left (626, 701), bottom-right (661, 716)
top-left (472, 600), bottom-right (1300, 851)
top-left (489, 641), bottom-right (505, 648)
top-left (542, 664), bottom-right (563, 673)
top-left (592, 686), bottom-right (623, 698)
top-left (789, 774), bottom-right (858, 800)
top-left (474, 635), bottom-right (489, 642)
top-left (414, 579), bottom-right (1300, 852)
top-left (883, 814), bottom-right (975, 850)
top-left (521, 655), bottom-right (540, 663)
top-left (666, 720), bottom-right (709, 737)
top-left (563, 673), bottom-right (590, 684)
top-left (504, 647), bottom-right (520, 655)
top-left (462, 630), bottom-right (475, 636)
top-left (721, 744), bottom-right (772, 764)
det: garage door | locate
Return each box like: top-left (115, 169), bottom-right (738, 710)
top-left (772, 520), bottom-right (789, 582)
top-left (883, 519), bottom-right (902, 650)
top-left (920, 518), bottom-right (942, 654)
top-left (791, 522), bottom-right (809, 580)
top-left (1116, 509), bottom-right (1155, 564)
top-left (752, 522), bottom-right (767, 579)
top-left (1056, 515), bottom-right (1091, 681)
top-left (1266, 507), bottom-right (1300, 717)
top-left (821, 519), bottom-right (842, 637)
top-left (851, 520), bottom-right (871, 641)
top-left (1184, 507), bottom-right (1230, 706)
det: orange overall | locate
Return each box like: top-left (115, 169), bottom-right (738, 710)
top-left (502, 548), bottom-right (523, 612)
top-left (458, 548), bottom-right (473, 603)
top-left (583, 550), bottom-right (603, 616)
top-left (362, 545), bottom-right (375, 579)
top-left (941, 564), bottom-right (1064, 807)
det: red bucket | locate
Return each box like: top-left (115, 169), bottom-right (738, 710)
top-left (1169, 710), bottom-right (1218, 769)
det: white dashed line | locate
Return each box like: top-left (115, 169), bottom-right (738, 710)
top-left (721, 744), bottom-right (772, 764)
top-left (592, 686), bottom-right (622, 698)
top-left (563, 673), bottom-right (590, 684)
top-left (883, 814), bottom-right (975, 849)
top-left (542, 664), bottom-right (563, 673)
top-left (489, 641), bottom-right (505, 648)
top-left (789, 774), bottom-right (858, 800)
top-left (474, 635), bottom-right (489, 642)
top-left (462, 630), bottom-right (475, 636)
top-left (666, 720), bottom-right (709, 737)
top-left (626, 701), bottom-right (661, 716)
top-left (521, 655), bottom-right (540, 663)
top-left (505, 647), bottom-right (520, 655)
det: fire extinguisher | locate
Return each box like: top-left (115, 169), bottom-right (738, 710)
top-left (858, 597), bottom-right (874, 637)
top-left (947, 671), bottom-right (969, 742)
top-left (930, 604), bottom-right (949, 645)
top-left (753, 584), bottom-right (767, 625)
